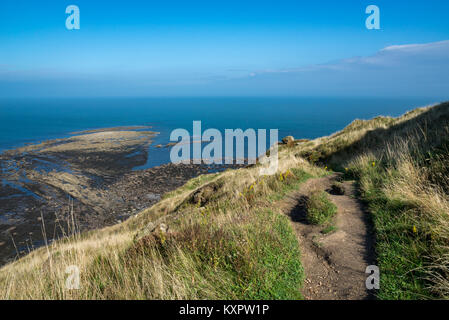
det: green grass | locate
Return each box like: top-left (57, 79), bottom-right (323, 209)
top-left (321, 224), bottom-right (337, 234)
top-left (347, 160), bottom-right (438, 299)
top-left (80, 171), bottom-right (310, 299)
top-left (228, 209), bottom-right (304, 299)
top-left (357, 166), bottom-right (435, 299)
top-left (306, 191), bottom-right (337, 225)
top-left (162, 172), bottom-right (220, 199)
top-left (267, 169), bottom-right (313, 202)
top-left (7, 103), bottom-right (448, 300)
top-left (304, 102), bottom-right (449, 299)
top-left (161, 168), bottom-right (313, 299)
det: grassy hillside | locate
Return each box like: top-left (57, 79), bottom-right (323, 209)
top-left (0, 149), bottom-right (325, 299)
top-left (300, 101), bottom-right (449, 299)
top-left (1, 101), bottom-right (448, 299)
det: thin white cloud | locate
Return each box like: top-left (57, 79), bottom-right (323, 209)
top-left (233, 40), bottom-right (449, 97)
top-left (1, 40), bottom-right (449, 97)
top-left (380, 40), bottom-right (449, 52)
top-left (249, 40), bottom-right (449, 76)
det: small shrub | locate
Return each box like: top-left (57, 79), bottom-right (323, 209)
top-left (321, 225), bottom-right (337, 234)
top-left (330, 182), bottom-right (345, 195)
top-left (306, 191), bottom-right (337, 225)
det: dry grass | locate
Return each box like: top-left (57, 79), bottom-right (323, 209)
top-left (2, 101), bottom-right (448, 300)
top-left (315, 101), bottom-right (449, 298)
top-left (0, 146), bottom-right (324, 299)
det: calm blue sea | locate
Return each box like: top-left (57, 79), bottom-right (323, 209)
top-left (0, 97), bottom-right (440, 168)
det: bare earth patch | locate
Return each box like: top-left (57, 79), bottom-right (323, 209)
top-left (278, 173), bottom-right (375, 300)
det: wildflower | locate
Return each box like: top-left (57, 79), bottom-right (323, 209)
top-left (345, 167), bottom-right (348, 171)
top-left (324, 166), bottom-right (328, 170)
top-left (160, 232), bottom-right (166, 245)
top-left (413, 226), bottom-right (417, 233)
top-left (372, 161), bottom-right (375, 167)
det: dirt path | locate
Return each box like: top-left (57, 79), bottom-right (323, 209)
top-left (278, 174), bottom-right (375, 300)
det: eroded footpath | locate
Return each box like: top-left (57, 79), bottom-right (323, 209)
top-left (279, 173), bottom-right (375, 300)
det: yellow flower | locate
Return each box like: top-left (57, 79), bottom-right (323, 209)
top-left (413, 226), bottom-right (417, 233)
top-left (160, 232), bottom-right (166, 244)
top-left (345, 167), bottom-right (348, 171)
top-left (372, 161), bottom-right (375, 167)
top-left (324, 166), bottom-right (328, 170)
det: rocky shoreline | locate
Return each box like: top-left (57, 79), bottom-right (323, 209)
top-left (0, 127), bottom-right (242, 265)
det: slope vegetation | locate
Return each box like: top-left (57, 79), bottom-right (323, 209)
top-left (1, 101), bottom-right (448, 299)
top-left (301, 101), bottom-right (449, 299)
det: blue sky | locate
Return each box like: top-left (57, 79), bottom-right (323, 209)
top-left (0, 0), bottom-right (448, 97)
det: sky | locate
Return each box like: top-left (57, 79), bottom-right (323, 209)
top-left (0, 0), bottom-right (448, 97)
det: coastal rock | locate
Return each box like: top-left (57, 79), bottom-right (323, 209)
top-left (146, 193), bottom-right (161, 201)
top-left (151, 223), bottom-right (168, 235)
top-left (282, 136), bottom-right (295, 147)
top-left (191, 183), bottom-right (219, 206)
top-left (165, 142), bottom-right (177, 148)
top-left (138, 221), bottom-right (168, 237)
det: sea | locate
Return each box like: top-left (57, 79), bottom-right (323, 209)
top-left (0, 97), bottom-right (441, 169)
